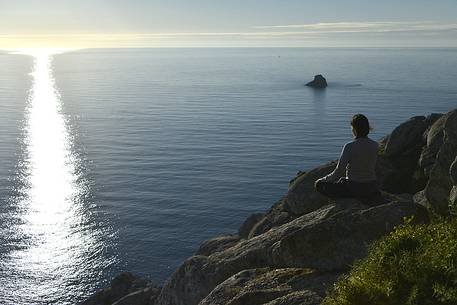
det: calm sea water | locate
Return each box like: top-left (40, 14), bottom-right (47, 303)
top-left (0, 48), bottom-right (456, 304)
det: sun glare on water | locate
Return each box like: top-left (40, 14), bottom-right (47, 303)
top-left (25, 50), bottom-right (76, 212)
top-left (0, 49), bottom-right (110, 304)
top-left (21, 49), bottom-right (83, 297)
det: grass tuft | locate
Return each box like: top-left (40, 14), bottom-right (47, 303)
top-left (322, 217), bottom-right (457, 305)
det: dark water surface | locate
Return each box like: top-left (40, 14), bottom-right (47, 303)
top-left (0, 48), bottom-right (456, 304)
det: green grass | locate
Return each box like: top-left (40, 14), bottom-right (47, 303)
top-left (322, 218), bottom-right (457, 305)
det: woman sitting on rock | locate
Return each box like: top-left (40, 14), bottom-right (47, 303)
top-left (314, 114), bottom-right (382, 204)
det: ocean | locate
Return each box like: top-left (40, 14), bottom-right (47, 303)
top-left (0, 47), bottom-right (456, 304)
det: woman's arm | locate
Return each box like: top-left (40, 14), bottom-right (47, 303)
top-left (320, 143), bottom-right (351, 182)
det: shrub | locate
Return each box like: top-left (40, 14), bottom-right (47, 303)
top-left (322, 218), bottom-right (457, 305)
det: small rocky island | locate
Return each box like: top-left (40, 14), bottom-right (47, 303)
top-left (82, 108), bottom-right (457, 305)
top-left (306, 74), bottom-right (328, 88)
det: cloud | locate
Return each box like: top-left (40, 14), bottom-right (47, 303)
top-left (0, 32), bottom-right (321, 48)
top-left (2, 21), bottom-right (457, 48)
top-left (253, 21), bottom-right (457, 34)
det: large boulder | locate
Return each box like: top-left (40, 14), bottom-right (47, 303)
top-left (269, 201), bottom-right (427, 271)
top-left (247, 163), bottom-right (337, 239)
top-left (198, 268), bottom-right (338, 305)
top-left (423, 112), bottom-right (444, 140)
top-left (375, 154), bottom-right (403, 192)
top-left (450, 155), bottom-right (457, 185)
top-left (305, 75), bottom-right (328, 88)
top-left (265, 291), bottom-right (323, 305)
top-left (238, 213), bottom-right (265, 239)
top-left (385, 116), bottom-right (427, 157)
top-left (415, 109), bottom-right (457, 214)
top-left (379, 115), bottom-right (438, 194)
top-left (156, 200), bottom-right (428, 305)
top-left (450, 187), bottom-right (457, 207)
top-left (284, 162), bottom-right (336, 215)
top-left (112, 287), bottom-right (160, 305)
top-left (376, 152), bottom-right (428, 195)
top-left (419, 113), bottom-right (448, 177)
top-left (81, 273), bottom-right (158, 305)
top-left (248, 198), bottom-right (294, 238)
top-left (195, 234), bottom-right (240, 256)
top-left (451, 156), bottom-right (457, 207)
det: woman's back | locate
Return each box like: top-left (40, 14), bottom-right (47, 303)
top-left (344, 137), bottom-right (379, 182)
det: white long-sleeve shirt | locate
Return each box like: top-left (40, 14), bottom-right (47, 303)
top-left (323, 137), bottom-right (379, 183)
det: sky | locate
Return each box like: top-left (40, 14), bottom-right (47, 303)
top-left (1, 0), bottom-right (457, 48)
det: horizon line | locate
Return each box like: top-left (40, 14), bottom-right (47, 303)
top-left (3, 46), bottom-right (457, 54)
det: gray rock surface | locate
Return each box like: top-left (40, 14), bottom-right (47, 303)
top-left (419, 112), bottom-right (448, 177)
top-left (265, 290), bottom-right (322, 305)
top-left (248, 198), bottom-right (294, 238)
top-left (451, 156), bottom-right (457, 207)
top-left (380, 114), bottom-right (444, 194)
top-left (195, 234), bottom-right (241, 256)
top-left (247, 165), bottom-right (336, 239)
top-left (450, 155), bottom-right (457, 185)
top-left (156, 200), bottom-right (428, 305)
top-left (450, 187), bottom-right (457, 207)
top-left (198, 268), bottom-right (337, 305)
top-left (238, 213), bottom-right (265, 239)
top-left (283, 162), bottom-right (336, 215)
top-left (305, 75), bottom-right (328, 88)
top-left (417, 109), bottom-right (457, 214)
top-left (81, 273), bottom-right (158, 305)
top-left (112, 287), bottom-right (160, 305)
top-left (385, 116), bottom-right (427, 157)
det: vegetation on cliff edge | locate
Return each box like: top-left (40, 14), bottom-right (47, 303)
top-left (322, 217), bottom-right (457, 305)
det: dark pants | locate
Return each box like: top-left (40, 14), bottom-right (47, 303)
top-left (315, 178), bottom-right (383, 206)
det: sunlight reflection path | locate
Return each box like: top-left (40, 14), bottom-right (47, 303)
top-left (1, 50), bottom-right (111, 304)
top-left (20, 51), bottom-right (81, 292)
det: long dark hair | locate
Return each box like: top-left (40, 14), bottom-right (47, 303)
top-left (351, 114), bottom-right (371, 138)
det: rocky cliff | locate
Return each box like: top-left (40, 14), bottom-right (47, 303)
top-left (82, 108), bottom-right (457, 305)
